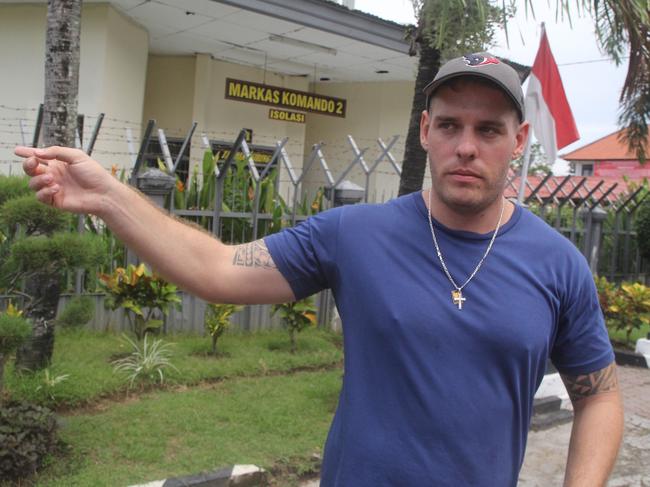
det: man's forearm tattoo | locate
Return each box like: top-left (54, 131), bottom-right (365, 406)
top-left (232, 240), bottom-right (277, 269)
top-left (561, 362), bottom-right (619, 402)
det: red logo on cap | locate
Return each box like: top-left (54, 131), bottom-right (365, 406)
top-left (463, 54), bottom-right (500, 67)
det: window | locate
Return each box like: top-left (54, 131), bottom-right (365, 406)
top-left (580, 164), bottom-right (593, 176)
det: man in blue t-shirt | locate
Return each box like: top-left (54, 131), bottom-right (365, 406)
top-left (17, 52), bottom-right (622, 486)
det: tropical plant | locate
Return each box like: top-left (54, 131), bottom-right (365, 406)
top-left (596, 275), bottom-right (650, 345)
top-left (607, 281), bottom-right (650, 345)
top-left (204, 303), bottom-right (242, 356)
top-left (112, 334), bottom-right (178, 388)
top-left (98, 263), bottom-right (181, 341)
top-left (35, 369), bottom-right (70, 401)
top-left (0, 303), bottom-right (32, 396)
top-left (271, 298), bottom-right (317, 354)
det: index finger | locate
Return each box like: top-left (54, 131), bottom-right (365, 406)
top-left (15, 145), bottom-right (86, 164)
top-left (14, 146), bottom-right (37, 158)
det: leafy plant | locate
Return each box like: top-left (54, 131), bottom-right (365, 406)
top-left (0, 303), bottom-right (32, 395)
top-left (204, 303), bottom-right (242, 355)
top-left (35, 369), bottom-right (70, 401)
top-left (112, 334), bottom-right (178, 388)
top-left (0, 189), bottom-right (105, 372)
top-left (56, 295), bottom-right (95, 328)
top-left (98, 263), bottom-right (181, 341)
top-left (0, 400), bottom-right (59, 482)
top-left (271, 298), bottom-right (317, 353)
top-left (596, 276), bottom-right (650, 345)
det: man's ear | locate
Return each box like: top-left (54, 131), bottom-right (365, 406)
top-left (514, 121), bottom-right (530, 157)
top-left (420, 110), bottom-right (430, 150)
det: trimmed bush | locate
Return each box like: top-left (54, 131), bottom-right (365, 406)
top-left (57, 296), bottom-right (95, 328)
top-left (0, 194), bottom-right (73, 237)
top-left (0, 175), bottom-right (30, 206)
top-left (0, 401), bottom-right (59, 482)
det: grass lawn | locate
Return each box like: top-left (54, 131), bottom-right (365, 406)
top-left (31, 370), bottom-right (341, 487)
top-left (4, 327), bottom-right (342, 408)
top-left (1, 327), bottom-right (343, 486)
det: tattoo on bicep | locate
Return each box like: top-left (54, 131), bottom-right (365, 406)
top-left (232, 240), bottom-right (277, 269)
top-left (561, 362), bottom-right (619, 402)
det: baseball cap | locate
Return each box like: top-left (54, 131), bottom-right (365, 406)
top-left (423, 52), bottom-right (525, 122)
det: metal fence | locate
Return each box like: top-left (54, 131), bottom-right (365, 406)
top-left (505, 173), bottom-right (649, 282)
top-left (5, 113), bottom-right (649, 333)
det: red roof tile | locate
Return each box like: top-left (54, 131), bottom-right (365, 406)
top-left (561, 130), bottom-right (649, 161)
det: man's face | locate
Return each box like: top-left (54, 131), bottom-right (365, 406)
top-left (420, 78), bottom-right (529, 215)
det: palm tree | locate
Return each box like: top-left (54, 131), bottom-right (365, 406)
top-left (43, 0), bottom-right (82, 147)
top-left (15, 0), bottom-right (83, 371)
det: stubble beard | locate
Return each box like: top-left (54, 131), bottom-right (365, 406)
top-left (429, 165), bottom-right (508, 217)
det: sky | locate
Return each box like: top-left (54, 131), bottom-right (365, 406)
top-left (353, 0), bottom-right (628, 174)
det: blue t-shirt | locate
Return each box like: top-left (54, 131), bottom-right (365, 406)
top-left (264, 192), bottom-right (613, 487)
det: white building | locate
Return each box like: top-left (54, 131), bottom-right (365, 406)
top-left (0, 0), bottom-right (419, 200)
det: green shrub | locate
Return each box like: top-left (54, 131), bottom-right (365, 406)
top-left (0, 175), bottom-right (30, 206)
top-left (596, 276), bottom-right (650, 345)
top-left (636, 198), bottom-right (650, 261)
top-left (204, 303), bottom-right (242, 355)
top-left (98, 264), bottom-right (181, 341)
top-left (0, 400), bottom-right (59, 482)
top-left (0, 194), bottom-right (72, 237)
top-left (57, 296), bottom-right (94, 328)
top-left (271, 298), bottom-right (317, 354)
top-left (0, 305), bottom-right (32, 394)
top-left (0, 304), bottom-right (32, 355)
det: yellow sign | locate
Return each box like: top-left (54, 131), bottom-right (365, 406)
top-left (225, 78), bottom-right (346, 118)
top-left (269, 108), bottom-right (305, 124)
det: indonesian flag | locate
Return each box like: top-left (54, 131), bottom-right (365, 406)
top-left (524, 25), bottom-right (579, 162)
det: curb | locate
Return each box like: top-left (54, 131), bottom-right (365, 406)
top-left (130, 465), bottom-right (267, 487)
top-left (614, 349), bottom-right (650, 368)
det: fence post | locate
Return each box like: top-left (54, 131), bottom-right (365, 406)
top-left (585, 206), bottom-right (608, 274)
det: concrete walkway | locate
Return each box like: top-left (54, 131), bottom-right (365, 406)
top-left (300, 365), bottom-right (650, 486)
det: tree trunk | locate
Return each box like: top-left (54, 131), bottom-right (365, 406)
top-left (211, 335), bottom-right (218, 356)
top-left (15, 274), bottom-right (60, 371)
top-left (397, 36), bottom-right (441, 197)
top-left (43, 0), bottom-right (82, 147)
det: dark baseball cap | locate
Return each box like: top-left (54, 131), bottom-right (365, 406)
top-left (423, 52), bottom-right (525, 122)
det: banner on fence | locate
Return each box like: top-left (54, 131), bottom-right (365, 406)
top-left (225, 78), bottom-right (346, 118)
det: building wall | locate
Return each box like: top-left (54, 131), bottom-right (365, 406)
top-left (302, 80), bottom-right (415, 203)
top-left (0, 3), bottom-right (149, 174)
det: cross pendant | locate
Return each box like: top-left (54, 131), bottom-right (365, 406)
top-left (451, 290), bottom-right (466, 310)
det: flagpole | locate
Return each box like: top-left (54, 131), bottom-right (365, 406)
top-left (516, 134), bottom-right (533, 204)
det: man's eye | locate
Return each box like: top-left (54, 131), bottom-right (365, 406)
top-left (480, 126), bottom-right (500, 135)
top-left (438, 123), bottom-right (456, 130)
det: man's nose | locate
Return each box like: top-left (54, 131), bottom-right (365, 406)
top-left (455, 130), bottom-right (478, 160)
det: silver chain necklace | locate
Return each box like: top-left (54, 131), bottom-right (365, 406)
top-left (426, 190), bottom-right (505, 310)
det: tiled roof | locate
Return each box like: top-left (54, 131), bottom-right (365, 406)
top-left (504, 174), bottom-right (632, 205)
top-left (561, 130), bottom-right (649, 161)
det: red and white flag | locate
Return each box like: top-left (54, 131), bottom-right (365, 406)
top-left (524, 25), bottom-right (579, 162)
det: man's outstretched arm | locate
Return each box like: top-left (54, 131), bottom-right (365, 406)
top-left (560, 362), bottom-right (624, 487)
top-left (16, 145), bottom-right (295, 305)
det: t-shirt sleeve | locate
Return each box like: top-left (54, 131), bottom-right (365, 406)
top-left (550, 257), bottom-right (615, 376)
top-left (263, 208), bottom-right (341, 300)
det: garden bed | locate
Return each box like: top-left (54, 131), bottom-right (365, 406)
top-left (1, 328), bottom-right (343, 486)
